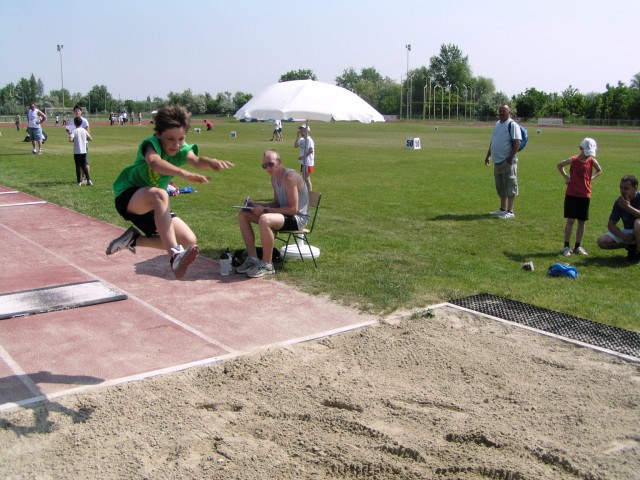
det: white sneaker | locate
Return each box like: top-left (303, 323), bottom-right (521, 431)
top-left (562, 247), bottom-right (572, 256)
top-left (499, 211), bottom-right (515, 219)
top-left (32, 149), bottom-right (37, 154)
top-left (573, 246), bottom-right (588, 255)
top-left (246, 262), bottom-right (275, 278)
top-left (171, 245), bottom-right (199, 279)
top-left (489, 209), bottom-right (505, 216)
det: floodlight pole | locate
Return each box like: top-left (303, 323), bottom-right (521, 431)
top-left (57, 45), bottom-right (65, 116)
top-left (452, 85), bottom-right (459, 120)
top-left (405, 44), bottom-right (411, 120)
top-left (433, 84), bottom-right (441, 119)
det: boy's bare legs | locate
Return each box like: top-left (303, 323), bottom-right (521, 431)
top-left (128, 187), bottom-right (196, 258)
top-left (575, 220), bottom-right (586, 245)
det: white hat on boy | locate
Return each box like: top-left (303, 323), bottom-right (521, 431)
top-left (579, 138), bottom-right (597, 156)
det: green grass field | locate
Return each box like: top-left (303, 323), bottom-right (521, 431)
top-left (1, 119), bottom-right (638, 330)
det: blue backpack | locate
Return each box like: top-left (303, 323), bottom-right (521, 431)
top-left (509, 120), bottom-right (528, 151)
top-left (547, 263), bottom-right (578, 278)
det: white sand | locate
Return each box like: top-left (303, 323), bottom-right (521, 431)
top-left (1, 306), bottom-right (638, 479)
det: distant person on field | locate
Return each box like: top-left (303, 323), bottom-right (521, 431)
top-left (204, 119), bottom-right (212, 131)
top-left (556, 138), bottom-right (602, 256)
top-left (55, 115), bottom-right (59, 126)
top-left (484, 104), bottom-right (521, 219)
top-left (271, 118), bottom-right (282, 141)
top-left (26, 103), bottom-right (46, 155)
top-left (106, 105), bottom-right (234, 279)
top-left (294, 124), bottom-right (314, 191)
top-left (15, 114), bottom-right (20, 131)
top-left (596, 174), bottom-right (640, 263)
top-left (68, 116), bottom-right (93, 186)
top-left (67, 105), bottom-right (91, 183)
top-left (236, 149), bottom-right (309, 278)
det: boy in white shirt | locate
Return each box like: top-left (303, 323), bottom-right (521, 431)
top-left (69, 116), bottom-right (93, 186)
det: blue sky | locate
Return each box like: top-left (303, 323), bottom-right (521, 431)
top-left (1, 0), bottom-right (638, 100)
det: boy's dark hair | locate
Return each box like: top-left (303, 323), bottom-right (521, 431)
top-left (153, 105), bottom-right (191, 134)
top-left (73, 116), bottom-right (82, 127)
top-left (73, 105), bottom-right (82, 112)
top-left (621, 175), bottom-right (638, 187)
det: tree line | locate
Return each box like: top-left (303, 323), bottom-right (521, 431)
top-left (1, 44), bottom-right (639, 121)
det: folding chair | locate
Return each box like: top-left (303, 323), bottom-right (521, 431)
top-left (275, 191), bottom-right (321, 268)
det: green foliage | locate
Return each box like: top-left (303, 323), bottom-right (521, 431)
top-left (336, 67), bottom-right (399, 115)
top-left (429, 44), bottom-right (473, 90)
top-left (279, 70), bottom-right (317, 82)
top-left (0, 120), bottom-right (638, 331)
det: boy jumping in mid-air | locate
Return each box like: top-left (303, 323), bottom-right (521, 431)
top-left (106, 105), bottom-right (233, 278)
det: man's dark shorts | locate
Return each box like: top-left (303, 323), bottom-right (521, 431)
top-left (115, 187), bottom-right (176, 237)
top-left (564, 195), bottom-right (590, 221)
top-left (278, 215), bottom-right (299, 231)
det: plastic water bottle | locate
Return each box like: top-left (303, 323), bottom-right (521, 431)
top-left (219, 248), bottom-right (232, 276)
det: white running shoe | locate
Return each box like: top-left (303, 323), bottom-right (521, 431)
top-left (246, 262), bottom-right (275, 278)
top-left (489, 209), bottom-right (505, 216)
top-left (573, 246), bottom-right (588, 255)
top-left (171, 245), bottom-right (199, 279)
top-left (499, 211), bottom-right (515, 219)
top-left (562, 247), bottom-right (572, 256)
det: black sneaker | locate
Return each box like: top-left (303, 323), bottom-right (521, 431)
top-left (106, 226), bottom-right (140, 255)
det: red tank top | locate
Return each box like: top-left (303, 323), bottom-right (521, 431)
top-left (566, 156), bottom-right (594, 198)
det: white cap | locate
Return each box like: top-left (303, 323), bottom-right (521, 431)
top-left (300, 124), bottom-right (310, 131)
top-left (579, 138), bottom-right (597, 156)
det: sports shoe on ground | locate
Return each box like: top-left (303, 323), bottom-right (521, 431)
top-left (489, 209), bottom-right (505, 216)
top-left (246, 261), bottom-right (275, 278)
top-left (87, 180), bottom-right (93, 186)
top-left (106, 226), bottom-right (141, 255)
top-left (499, 211), bottom-right (515, 219)
top-left (38, 149), bottom-right (42, 155)
top-left (573, 246), bottom-right (588, 255)
top-left (235, 256), bottom-right (259, 274)
top-left (171, 245), bottom-right (199, 279)
top-left (77, 182), bottom-right (83, 187)
top-left (32, 149), bottom-right (37, 154)
top-left (562, 247), bottom-right (572, 256)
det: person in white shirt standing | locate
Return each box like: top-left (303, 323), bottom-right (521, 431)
top-left (484, 104), bottom-right (522, 219)
top-left (27, 103), bottom-right (46, 154)
top-left (294, 124), bottom-right (314, 191)
top-left (69, 116), bottom-right (93, 186)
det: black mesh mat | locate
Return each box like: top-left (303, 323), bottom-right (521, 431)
top-left (450, 293), bottom-right (640, 360)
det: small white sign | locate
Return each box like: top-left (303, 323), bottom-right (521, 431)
top-left (405, 137), bottom-right (421, 150)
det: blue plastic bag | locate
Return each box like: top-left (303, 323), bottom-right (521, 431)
top-left (547, 263), bottom-right (578, 278)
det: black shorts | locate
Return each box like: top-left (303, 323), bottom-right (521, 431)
top-left (278, 215), bottom-right (299, 231)
top-left (114, 187), bottom-right (176, 237)
top-left (564, 195), bottom-right (590, 221)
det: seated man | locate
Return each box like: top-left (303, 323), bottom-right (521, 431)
top-left (237, 149), bottom-right (310, 277)
top-left (596, 174), bottom-right (640, 262)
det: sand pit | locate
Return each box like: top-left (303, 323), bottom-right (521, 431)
top-left (0, 306), bottom-right (638, 479)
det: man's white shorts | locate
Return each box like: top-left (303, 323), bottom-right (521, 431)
top-left (604, 228), bottom-right (634, 244)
